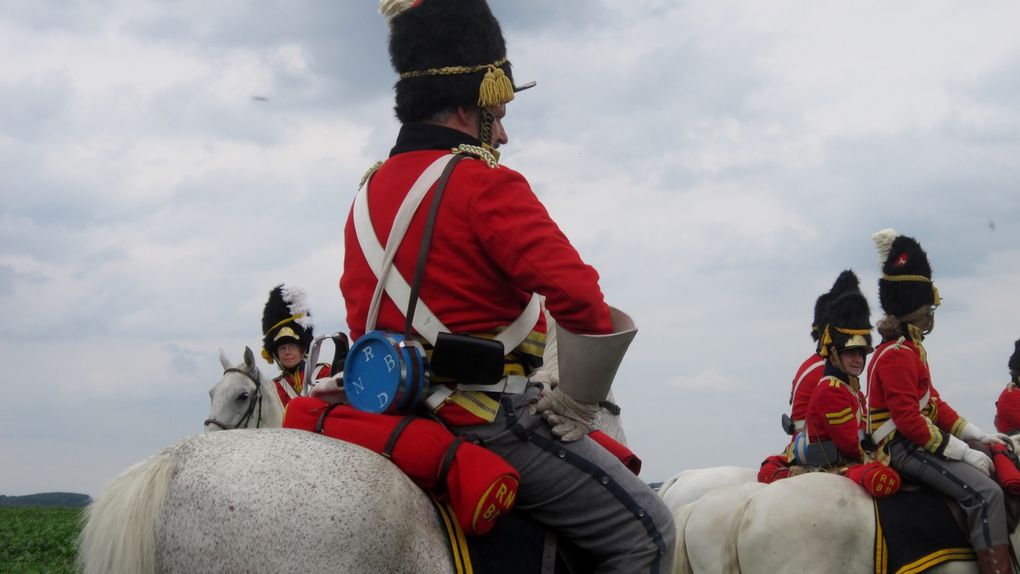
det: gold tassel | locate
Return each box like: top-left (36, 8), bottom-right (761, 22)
top-left (478, 65), bottom-right (515, 107)
top-left (261, 348), bottom-right (274, 364)
top-left (819, 326), bottom-right (832, 358)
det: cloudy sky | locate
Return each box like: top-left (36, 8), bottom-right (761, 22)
top-left (2, 0), bottom-right (1019, 496)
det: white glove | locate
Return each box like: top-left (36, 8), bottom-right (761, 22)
top-left (944, 434), bottom-right (994, 476)
top-left (532, 387), bottom-right (599, 442)
top-left (962, 450), bottom-right (995, 477)
top-left (958, 422), bottom-right (1005, 446)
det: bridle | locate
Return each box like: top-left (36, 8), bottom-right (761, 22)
top-left (204, 367), bottom-right (265, 430)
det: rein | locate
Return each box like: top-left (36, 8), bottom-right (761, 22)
top-left (204, 367), bottom-right (265, 430)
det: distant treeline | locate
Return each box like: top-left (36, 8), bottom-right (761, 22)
top-left (0, 492), bottom-right (92, 507)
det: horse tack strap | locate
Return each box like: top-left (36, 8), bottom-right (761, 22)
top-left (315, 402), bottom-right (345, 434)
top-left (383, 416), bottom-right (418, 459)
top-left (435, 436), bottom-right (466, 498)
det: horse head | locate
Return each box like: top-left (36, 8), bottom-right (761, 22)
top-left (204, 347), bottom-right (283, 431)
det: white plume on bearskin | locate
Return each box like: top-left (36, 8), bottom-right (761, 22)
top-left (872, 228), bottom-right (897, 268)
top-left (379, 0), bottom-right (418, 22)
top-left (280, 284), bottom-right (314, 331)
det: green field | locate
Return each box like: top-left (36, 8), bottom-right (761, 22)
top-left (0, 507), bottom-right (82, 573)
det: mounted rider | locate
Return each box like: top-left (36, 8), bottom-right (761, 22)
top-left (797, 286), bottom-right (900, 496)
top-left (867, 229), bottom-right (1014, 574)
top-left (758, 269), bottom-right (862, 483)
top-left (260, 284), bottom-right (329, 406)
top-left (338, 1), bottom-right (675, 571)
top-left (789, 270), bottom-right (863, 433)
top-left (995, 340), bottom-right (1020, 435)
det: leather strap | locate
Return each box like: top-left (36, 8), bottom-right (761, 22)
top-left (404, 155), bottom-right (465, 337)
top-left (382, 416), bottom-right (417, 459)
top-left (435, 436), bottom-right (465, 497)
top-left (353, 155), bottom-right (541, 351)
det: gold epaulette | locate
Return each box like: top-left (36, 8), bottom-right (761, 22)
top-left (358, 160), bottom-right (385, 189)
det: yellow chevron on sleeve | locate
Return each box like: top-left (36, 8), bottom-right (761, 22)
top-left (826, 409), bottom-right (856, 426)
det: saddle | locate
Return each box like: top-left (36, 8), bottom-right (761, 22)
top-left (432, 500), bottom-right (595, 574)
top-left (874, 481), bottom-right (1020, 574)
top-left (874, 487), bottom-right (973, 574)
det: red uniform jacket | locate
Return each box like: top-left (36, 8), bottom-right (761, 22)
top-left (995, 382), bottom-right (1020, 434)
top-left (274, 364), bottom-right (331, 407)
top-left (340, 123), bottom-right (612, 425)
top-left (806, 364), bottom-right (866, 462)
top-left (789, 353), bottom-right (826, 427)
top-left (341, 124), bottom-right (611, 340)
top-left (867, 336), bottom-right (964, 454)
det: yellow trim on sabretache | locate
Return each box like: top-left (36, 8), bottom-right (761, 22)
top-left (896, 548), bottom-right (975, 574)
top-left (433, 500), bottom-right (472, 574)
top-left (874, 499), bottom-right (888, 574)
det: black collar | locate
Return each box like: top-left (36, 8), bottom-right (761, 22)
top-left (390, 122), bottom-right (480, 157)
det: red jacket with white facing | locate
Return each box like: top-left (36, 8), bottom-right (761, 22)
top-left (867, 336), bottom-right (964, 455)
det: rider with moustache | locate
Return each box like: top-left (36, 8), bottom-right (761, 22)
top-left (338, 2), bottom-right (675, 572)
top-left (867, 229), bottom-right (1012, 574)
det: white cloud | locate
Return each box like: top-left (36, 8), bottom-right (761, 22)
top-left (3, 0), bottom-right (1020, 496)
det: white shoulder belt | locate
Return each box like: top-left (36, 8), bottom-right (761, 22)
top-left (867, 339), bottom-right (930, 444)
top-left (352, 154), bottom-right (540, 353)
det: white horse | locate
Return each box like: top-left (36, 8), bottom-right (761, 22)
top-left (203, 347), bottom-right (284, 431)
top-left (77, 428), bottom-right (453, 574)
top-left (658, 465), bottom-right (758, 513)
top-left (658, 466), bottom-right (758, 573)
top-left (736, 467), bottom-right (1020, 574)
top-left (80, 340), bottom-right (640, 573)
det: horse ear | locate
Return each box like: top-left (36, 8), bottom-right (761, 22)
top-left (244, 347), bottom-right (256, 369)
top-left (219, 349), bottom-right (231, 370)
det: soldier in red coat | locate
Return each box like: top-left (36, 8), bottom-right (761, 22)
top-left (260, 284), bottom-right (330, 406)
top-left (789, 270), bottom-right (862, 430)
top-left (758, 270), bottom-right (860, 483)
top-left (338, 2), bottom-right (674, 571)
top-left (994, 339), bottom-right (1020, 435)
top-left (802, 290), bottom-right (873, 465)
top-left (867, 229), bottom-right (1012, 574)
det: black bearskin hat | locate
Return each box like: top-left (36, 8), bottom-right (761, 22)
top-left (812, 270), bottom-right (861, 342)
top-left (261, 284), bottom-right (314, 364)
top-left (819, 291), bottom-right (874, 358)
top-left (382, 0), bottom-right (518, 123)
top-left (1010, 339), bottom-right (1020, 374)
top-left (872, 229), bottom-right (939, 318)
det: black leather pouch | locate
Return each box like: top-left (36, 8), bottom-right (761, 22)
top-left (430, 332), bottom-right (505, 386)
